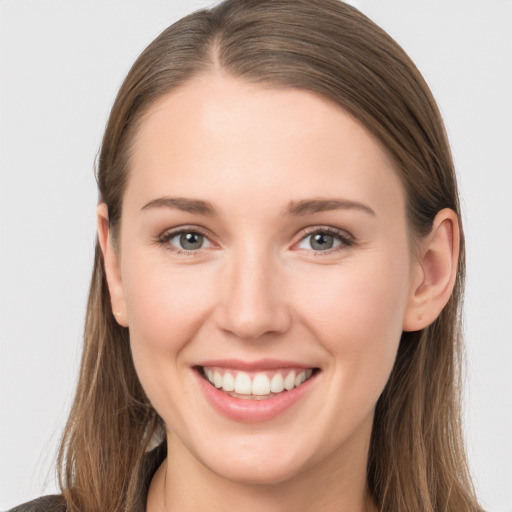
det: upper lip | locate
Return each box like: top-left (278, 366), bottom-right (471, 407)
top-left (196, 358), bottom-right (317, 371)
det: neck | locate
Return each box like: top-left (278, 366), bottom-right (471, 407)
top-left (147, 430), bottom-right (377, 512)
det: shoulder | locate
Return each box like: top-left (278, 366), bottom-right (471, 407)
top-left (7, 495), bottom-right (66, 512)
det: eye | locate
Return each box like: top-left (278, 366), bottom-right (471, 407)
top-left (296, 228), bottom-right (353, 252)
top-left (159, 229), bottom-right (213, 252)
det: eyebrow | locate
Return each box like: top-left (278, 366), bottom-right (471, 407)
top-left (140, 196), bottom-right (376, 217)
top-left (141, 197), bottom-right (219, 216)
top-left (284, 198), bottom-right (376, 217)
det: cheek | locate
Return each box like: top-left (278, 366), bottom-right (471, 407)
top-left (294, 251), bottom-right (410, 404)
top-left (300, 257), bottom-right (408, 342)
top-left (123, 254), bottom-right (214, 351)
top-left (120, 251), bottom-right (216, 405)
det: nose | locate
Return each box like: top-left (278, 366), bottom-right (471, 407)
top-left (214, 247), bottom-right (292, 340)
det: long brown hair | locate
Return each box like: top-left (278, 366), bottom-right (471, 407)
top-left (57, 1), bottom-right (483, 511)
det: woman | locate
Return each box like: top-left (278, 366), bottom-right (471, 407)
top-left (8, 0), bottom-right (485, 511)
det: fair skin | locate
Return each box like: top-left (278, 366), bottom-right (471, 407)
top-left (98, 74), bottom-right (459, 512)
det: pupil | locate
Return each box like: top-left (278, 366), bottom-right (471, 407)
top-left (311, 233), bottom-right (333, 250)
top-left (180, 232), bottom-right (203, 250)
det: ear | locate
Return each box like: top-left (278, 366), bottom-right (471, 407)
top-left (403, 208), bottom-right (460, 332)
top-left (97, 203), bottom-right (128, 327)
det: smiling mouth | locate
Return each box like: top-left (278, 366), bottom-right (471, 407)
top-left (198, 366), bottom-right (320, 400)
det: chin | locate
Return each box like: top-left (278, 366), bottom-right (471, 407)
top-left (191, 432), bottom-right (317, 486)
top-left (208, 455), bottom-right (307, 486)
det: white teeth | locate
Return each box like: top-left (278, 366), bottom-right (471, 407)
top-left (252, 373), bottom-right (271, 395)
top-left (222, 372), bottom-right (235, 392)
top-left (213, 370), bottom-right (222, 388)
top-left (295, 370), bottom-right (306, 387)
top-left (203, 367), bottom-right (315, 396)
top-left (234, 372), bottom-right (252, 394)
top-left (284, 370), bottom-right (296, 391)
top-left (270, 373), bottom-right (284, 393)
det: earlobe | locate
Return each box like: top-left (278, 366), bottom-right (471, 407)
top-left (97, 203), bottom-right (128, 327)
top-left (403, 208), bottom-right (460, 332)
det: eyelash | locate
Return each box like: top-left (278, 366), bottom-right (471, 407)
top-left (156, 225), bottom-right (355, 255)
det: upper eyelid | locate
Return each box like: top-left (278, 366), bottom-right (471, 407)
top-left (159, 225), bottom-right (212, 240)
top-left (296, 225), bottom-right (354, 241)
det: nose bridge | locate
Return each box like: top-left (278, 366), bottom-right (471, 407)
top-left (216, 239), bottom-right (290, 339)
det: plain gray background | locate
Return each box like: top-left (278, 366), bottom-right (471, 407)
top-left (1, 1), bottom-right (511, 510)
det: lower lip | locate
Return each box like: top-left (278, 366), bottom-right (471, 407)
top-left (194, 369), bottom-right (318, 423)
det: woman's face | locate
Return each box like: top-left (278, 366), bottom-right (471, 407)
top-left (109, 75), bottom-right (421, 484)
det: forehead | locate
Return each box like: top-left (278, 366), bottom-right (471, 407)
top-left (126, 74), bottom-right (405, 220)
